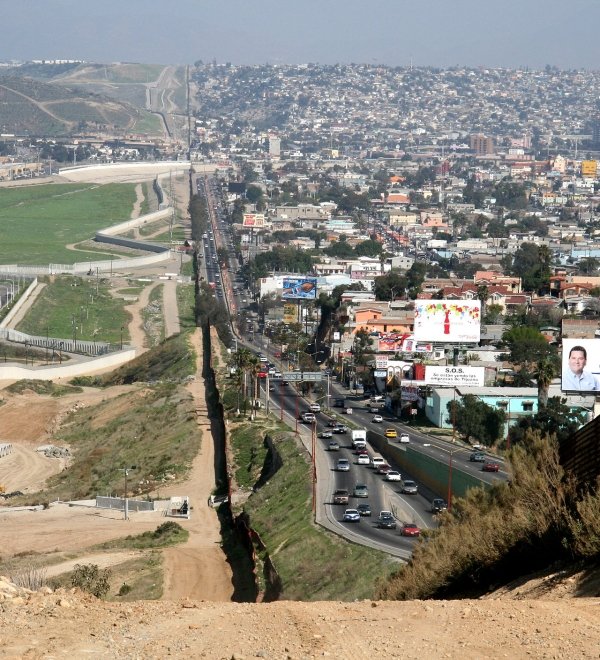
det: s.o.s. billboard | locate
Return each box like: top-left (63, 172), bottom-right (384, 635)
top-left (414, 300), bottom-right (481, 343)
top-left (561, 338), bottom-right (600, 393)
top-left (282, 277), bottom-right (317, 300)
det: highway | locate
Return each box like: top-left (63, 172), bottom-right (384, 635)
top-left (194, 174), bottom-right (508, 558)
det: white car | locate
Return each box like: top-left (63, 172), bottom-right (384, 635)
top-left (357, 454), bottom-right (370, 465)
top-left (385, 470), bottom-right (402, 482)
top-left (399, 433), bottom-right (410, 443)
top-left (372, 415), bottom-right (383, 423)
top-left (309, 403), bottom-right (321, 413)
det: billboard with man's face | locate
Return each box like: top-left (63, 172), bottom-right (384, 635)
top-left (413, 300), bottom-right (481, 343)
top-left (561, 338), bottom-right (600, 392)
top-left (282, 277), bottom-right (318, 300)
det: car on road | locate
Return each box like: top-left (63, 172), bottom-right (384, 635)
top-left (273, 371), bottom-right (282, 378)
top-left (353, 483), bottom-right (369, 498)
top-left (431, 498), bottom-right (448, 513)
top-left (400, 523), bottom-right (421, 537)
top-left (355, 447), bottom-right (368, 456)
top-left (400, 480), bottom-right (418, 495)
top-left (369, 406), bottom-right (382, 413)
top-left (333, 425), bottom-right (348, 434)
top-left (327, 420), bottom-right (338, 427)
top-left (301, 412), bottom-right (316, 423)
top-left (309, 403), bottom-right (321, 413)
top-left (345, 407), bottom-right (353, 414)
top-left (385, 470), bottom-right (402, 482)
top-left (385, 428), bottom-right (398, 439)
top-left (399, 433), bottom-right (410, 443)
top-left (372, 415), bottom-right (383, 423)
top-left (376, 463), bottom-right (393, 475)
top-left (328, 440), bottom-right (340, 451)
top-left (356, 503), bottom-right (372, 517)
top-left (469, 452), bottom-right (486, 462)
top-left (357, 454), bottom-right (370, 465)
top-left (371, 456), bottom-right (385, 469)
top-left (376, 511), bottom-right (397, 529)
top-left (482, 461), bottom-right (500, 472)
top-left (336, 458), bottom-right (350, 472)
top-left (319, 430), bottom-right (333, 439)
top-left (342, 508), bottom-right (361, 523)
top-left (333, 489), bottom-right (349, 504)
top-left (281, 380), bottom-right (289, 386)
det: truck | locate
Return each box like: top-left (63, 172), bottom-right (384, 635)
top-left (351, 429), bottom-right (367, 450)
top-left (332, 489), bottom-right (349, 505)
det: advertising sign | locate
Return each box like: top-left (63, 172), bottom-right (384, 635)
top-left (332, 332), bottom-right (341, 342)
top-left (281, 371), bottom-right (322, 382)
top-left (283, 303), bottom-right (297, 324)
top-left (378, 334), bottom-right (410, 353)
top-left (561, 338), bottom-right (600, 392)
top-left (376, 355), bottom-right (389, 369)
top-left (282, 277), bottom-right (318, 300)
top-left (425, 365), bottom-right (485, 387)
top-left (374, 370), bottom-right (388, 378)
top-left (242, 213), bottom-right (266, 228)
top-left (414, 300), bottom-right (481, 343)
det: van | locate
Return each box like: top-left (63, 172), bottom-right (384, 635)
top-left (371, 456), bottom-right (385, 469)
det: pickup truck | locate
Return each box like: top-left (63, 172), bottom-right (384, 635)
top-left (333, 489), bottom-right (349, 505)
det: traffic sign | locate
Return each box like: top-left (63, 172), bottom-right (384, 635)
top-left (281, 371), bottom-right (323, 382)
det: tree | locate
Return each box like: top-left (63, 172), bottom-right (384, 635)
top-left (535, 356), bottom-right (558, 407)
top-left (324, 239), bottom-right (355, 259)
top-left (373, 270), bottom-right (408, 301)
top-left (503, 242), bottom-right (551, 293)
top-left (354, 239), bottom-right (383, 258)
top-left (502, 326), bottom-right (555, 368)
top-left (245, 184), bottom-right (263, 205)
top-left (509, 397), bottom-right (587, 445)
top-left (447, 394), bottom-right (506, 445)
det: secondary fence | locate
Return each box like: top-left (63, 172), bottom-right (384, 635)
top-left (95, 496), bottom-right (156, 512)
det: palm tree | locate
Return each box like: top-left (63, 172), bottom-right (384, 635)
top-left (536, 357), bottom-right (556, 407)
top-left (477, 284), bottom-right (489, 320)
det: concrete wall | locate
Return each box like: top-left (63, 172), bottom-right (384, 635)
top-left (96, 496), bottom-right (156, 512)
top-left (0, 278), bottom-right (38, 329)
top-left (0, 349), bottom-right (136, 380)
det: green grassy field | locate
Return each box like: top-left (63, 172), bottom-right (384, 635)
top-left (16, 276), bottom-right (131, 344)
top-left (0, 183), bottom-right (136, 265)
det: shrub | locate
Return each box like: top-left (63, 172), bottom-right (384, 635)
top-left (71, 563), bottom-right (111, 598)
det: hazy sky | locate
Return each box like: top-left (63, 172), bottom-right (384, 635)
top-left (3, 0), bottom-right (600, 69)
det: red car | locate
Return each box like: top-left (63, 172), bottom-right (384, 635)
top-left (376, 464), bottom-right (392, 475)
top-left (258, 371), bottom-right (267, 379)
top-left (400, 523), bottom-right (421, 537)
top-left (355, 447), bottom-right (369, 456)
top-left (273, 351), bottom-right (281, 358)
top-left (482, 461), bottom-right (500, 472)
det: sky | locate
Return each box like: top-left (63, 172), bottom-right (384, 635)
top-left (2, 0), bottom-right (600, 70)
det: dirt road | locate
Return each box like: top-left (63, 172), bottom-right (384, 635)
top-left (0, 445), bottom-right (64, 493)
top-left (160, 328), bottom-right (233, 601)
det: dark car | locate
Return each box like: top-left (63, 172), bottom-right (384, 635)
top-left (469, 452), bottom-right (486, 462)
top-left (356, 503), bottom-right (372, 517)
top-left (431, 498), bottom-right (448, 514)
top-left (377, 511), bottom-right (397, 529)
top-left (333, 425), bottom-right (348, 434)
top-left (482, 461), bottom-right (500, 472)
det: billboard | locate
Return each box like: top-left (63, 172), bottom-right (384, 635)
top-left (561, 339), bottom-right (600, 392)
top-left (377, 334), bottom-right (432, 353)
top-left (581, 160), bottom-right (597, 177)
top-left (242, 213), bottom-right (266, 228)
top-left (282, 277), bottom-right (318, 300)
top-left (283, 303), bottom-right (298, 324)
top-left (425, 365), bottom-right (485, 387)
top-left (414, 300), bottom-right (481, 343)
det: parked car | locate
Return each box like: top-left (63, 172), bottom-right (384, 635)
top-left (469, 452), bottom-right (486, 462)
top-left (353, 483), bottom-right (369, 498)
top-left (319, 430), bottom-right (333, 439)
top-left (431, 498), bottom-right (448, 513)
top-left (328, 440), bottom-right (340, 451)
top-left (377, 511), bottom-right (397, 529)
top-left (399, 433), bottom-right (410, 443)
top-left (357, 454), bottom-right (370, 465)
top-left (400, 523), bottom-right (421, 537)
top-left (372, 415), bottom-right (383, 423)
top-left (336, 458), bottom-right (350, 472)
top-left (400, 480), bottom-right (418, 495)
top-left (385, 470), bottom-right (402, 482)
top-left (385, 428), bottom-right (398, 439)
top-left (332, 489), bottom-right (349, 504)
top-left (356, 503), bottom-right (372, 517)
top-left (342, 508), bottom-right (361, 523)
top-left (482, 461), bottom-right (500, 472)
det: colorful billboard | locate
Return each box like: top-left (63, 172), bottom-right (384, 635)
top-left (561, 339), bottom-right (600, 392)
top-left (282, 277), bottom-right (318, 300)
top-left (377, 334), bottom-right (433, 353)
top-left (425, 365), bottom-right (485, 387)
top-left (242, 213), bottom-right (266, 228)
top-left (414, 300), bottom-right (481, 343)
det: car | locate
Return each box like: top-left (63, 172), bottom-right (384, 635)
top-left (400, 523), bottom-right (421, 537)
top-left (319, 430), bottom-right (333, 439)
top-left (273, 351), bottom-right (281, 358)
top-left (332, 489), bottom-right (349, 504)
top-left (356, 503), bottom-right (372, 517)
top-left (472, 443), bottom-right (485, 451)
top-left (328, 440), bottom-right (340, 451)
top-left (377, 511), bottom-right (397, 529)
top-left (369, 406), bottom-right (381, 413)
top-left (399, 433), bottom-right (410, 443)
top-left (327, 420), bottom-right (338, 427)
top-left (385, 428), bottom-right (398, 439)
top-left (431, 498), bottom-right (448, 514)
top-left (342, 508), bottom-right (361, 523)
top-left (281, 380), bottom-right (289, 386)
top-left (371, 456), bottom-right (385, 469)
top-left (400, 480), bottom-right (418, 495)
top-left (258, 372), bottom-right (267, 379)
top-left (469, 452), bottom-right (486, 462)
top-left (353, 483), bottom-right (369, 498)
top-left (482, 461), bottom-right (500, 472)
top-left (336, 458), bottom-right (350, 471)
top-left (301, 412), bottom-right (316, 423)
top-left (309, 403), bottom-right (321, 413)
top-left (333, 425), bottom-right (348, 434)
top-left (372, 415), bottom-right (383, 423)
top-left (345, 407), bottom-right (353, 414)
top-left (273, 371), bottom-right (282, 378)
top-left (355, 447), bottom-right (368, 456)
top-left (385, 470), bottom-right (402, 482)
top-left (376, 463), bottom-right (393, 475)
top-left (357, 454), bottom-right (370, 465)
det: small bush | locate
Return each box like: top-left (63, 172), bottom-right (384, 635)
top-left (118, 582), bottom-right (132, 596)
top-left (71, 563), bottom-right (111, 598)
top-left (11, 564), bottom-right (47, 591)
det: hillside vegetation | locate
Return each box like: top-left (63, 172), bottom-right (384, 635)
top-left (380, 432), bottom-right (600, 600)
